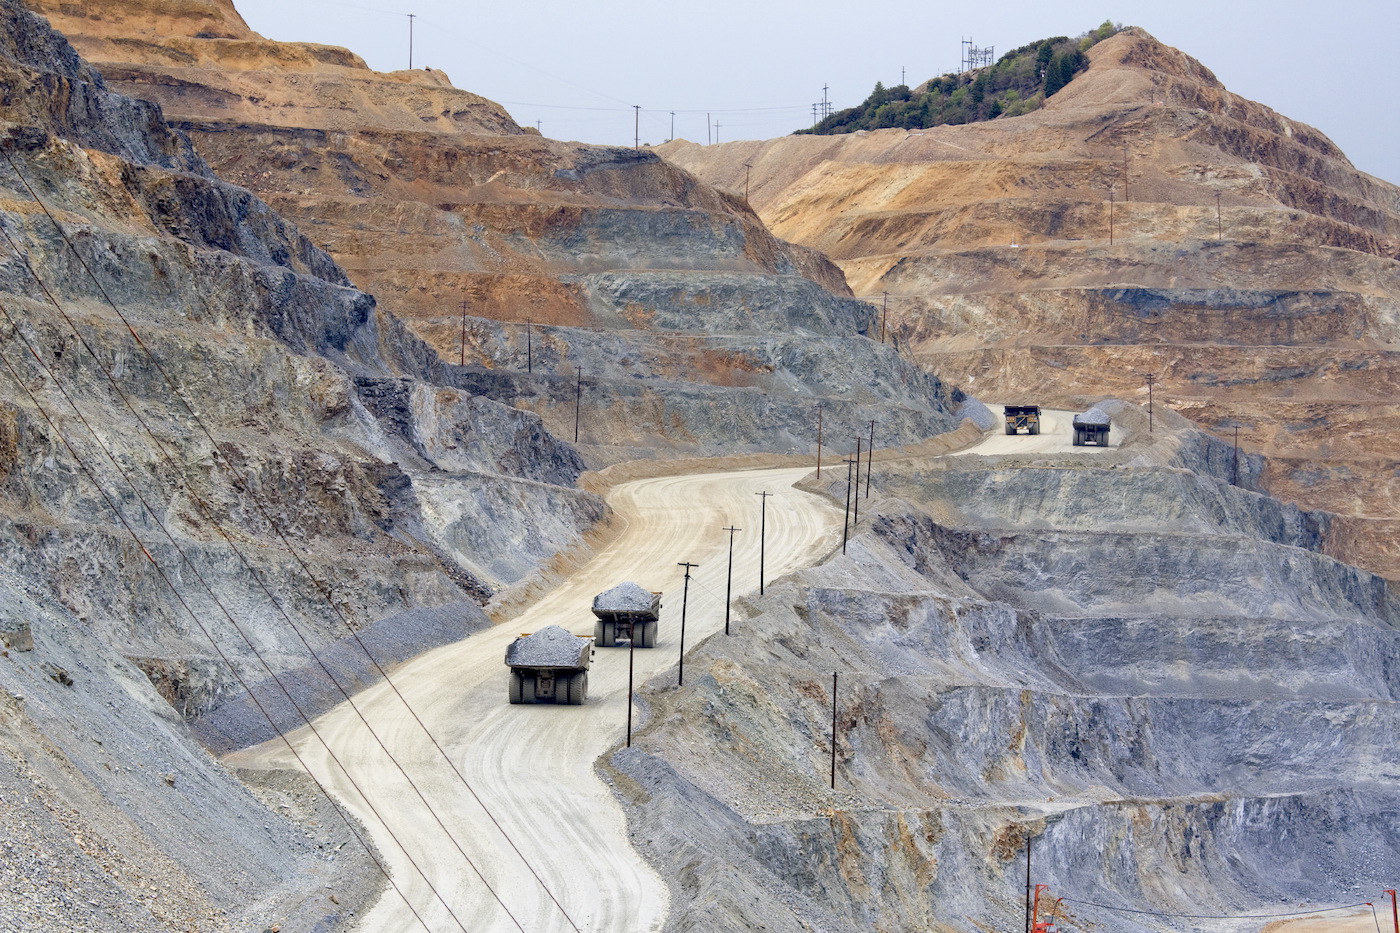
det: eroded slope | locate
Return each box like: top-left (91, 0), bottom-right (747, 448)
top-left (613, 404), bottom-right (1400, 932)
top-left (659, 28), bottom-right (1400, 577)
top-left (29, 0), bottom-right (964, 460)
top-left (0, 1), bottom-right (601, 925)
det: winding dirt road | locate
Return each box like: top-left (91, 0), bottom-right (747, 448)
top-left (227, 412), bottom-right (1104, 933)
top-left (229, 465), bottom-right (846, 933)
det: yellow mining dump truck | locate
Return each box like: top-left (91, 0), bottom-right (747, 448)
top-left (1004, 405), bottom-right (1041, 435)
top-left (505, 625), bottom-right (593, 704)
top-left (592, 582), bottom-right (661, 648)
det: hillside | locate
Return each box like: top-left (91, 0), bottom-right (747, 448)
top-left (803, 21), bottom-right (1119, 135)
top-left (26, 0), bottom-right (966, 465)
top-left (615, 407), bottom-right (1400, 931)
top-left (0, 0), bottom-right (605, 925)
top-left (658, 26), bottom-right (1400, 579)
top-left (2, 4), bottom-right (1398, 933)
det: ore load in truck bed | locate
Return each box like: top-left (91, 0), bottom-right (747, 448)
top-left (504, 625), bottom-right (592, 669)
top-left (592, 582), bottom-right (662, 620)
top-left (592, 582), bottom-right (662, 648)
top-left (1073, 406), bottom-right (1112, 446)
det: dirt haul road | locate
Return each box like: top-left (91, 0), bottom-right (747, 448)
top-left (228, 415), bottom-right (1104, 933)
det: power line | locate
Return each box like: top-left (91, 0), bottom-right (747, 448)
top-left (2, 148), bottom-right (581, 932)
top-left (0, 296), bottom-right (454, 933)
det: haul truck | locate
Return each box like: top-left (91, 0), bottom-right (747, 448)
top-left (505, 625), bottom-right (593, 704)
top-left (1004, 405), bottom-right (1041, 435)
top-left (592, 582), bottom-right (661, 648)
top-left (1072, 407), bottom-right (1111, 446)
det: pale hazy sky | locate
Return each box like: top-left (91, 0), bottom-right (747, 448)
top-left (232, 0), bottom-right (1398, 184)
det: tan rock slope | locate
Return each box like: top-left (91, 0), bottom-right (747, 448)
top-left (26, 0), bottom-right (965, 462)
top-left (23, 0), bottom-right (843, 325)
top-left (659, 27), bottom-right (1400, 577)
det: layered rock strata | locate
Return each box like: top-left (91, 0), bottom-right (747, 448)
top-left (29, 0), bottom-right (965, 461)
top-left (613, 403), bottom-right (1400, 931)
top-left (659, 28), bottom-right (1400, 577)
top-left (0, 1), bottom-right (598, 924)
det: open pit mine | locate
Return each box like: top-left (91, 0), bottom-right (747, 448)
top-left (0, 2), bottom-right (1396, 932)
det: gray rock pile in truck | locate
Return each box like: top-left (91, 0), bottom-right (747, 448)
top-left (593, 581), bottom-right (662, 648)
top-left (505, 625), bottom-right (593, 705)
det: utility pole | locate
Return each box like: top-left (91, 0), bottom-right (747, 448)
top-left (1216, 189), bottom-right (1223, 240)
top-left (634, 105), bottom-right (640, 150)
top-left (407, 13), bottom-right (415, 69)
top-left (1122, 142), bottom-right (1129, 201)
top-left (852, 437), bottom-right (862, 526)
top-left (822, 84), bottom-right (830, 120)
top-left (669, 110), bottom-right (675, 142)
top-left (1025, 834), bottom-right (1033, 933)
top-left (1232, 425), bottom-right (1240, 486)
top-left (841, 458), bottom-right (855, 553)
top-left (574, 366), bottom-right (583, 443)
top-left (536, 119), bottom-right (542, 133)
top-left (458, 299), bottom-right (468, 366)
top-left (1108, 184), bottom-right (1115, 245)
top-left (1144, 372), bottom-right (1156, 432)
top-left (829, 671), bottom-right (838, 789)
top-left (626, 628), bottom-right (636, 746)
top-left (902, 65), bottom-right (906, 86)
top-left (754, 490), bottom-right (770, 595)
top-left (881, 292), bottom-right (888, 343)
top-left (676, 562), bottom-right (698, 686)
top-left (723, 525), bottom-right (741, 635)
top-left (743, 162), bottom-right (752, 205)
top-left (714, 119), bottom-right (721, 143)
top-left (526, 319), bottom-right (532, 374)
top-left (816, 402), bottom-right (824, 478)
top-left (866, 420), bottom-right (876, 497)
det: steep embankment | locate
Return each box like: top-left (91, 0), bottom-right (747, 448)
top-left (0, 1), bottom-right (604, 927)
top-left (659, 27), bottom-right (1400, 578)
top-left (612, 404), bottom-right (1400, 932)
top-left (30, 0), bottom-right (966, 461)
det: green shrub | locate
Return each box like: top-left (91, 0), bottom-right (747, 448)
top-left (796, 22), bottom-right (1122, 135)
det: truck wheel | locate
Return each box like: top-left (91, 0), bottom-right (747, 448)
top-left (509, 671), bottom-right (523, 704)
top-left (1005, 424), bottom-right (1015, 435)
top-left (566, 671), bottom-right (587, 705)
top-left (600, 621), bottom-right (615, 648)
top-left (594, 621), bottom-right (604, 644)
top-left (521, 675), bottom-right (538, 704)
top-left (1030, 424), bottom-right (1040, 435)
top-left (640, 620), bottom-right (657, 648)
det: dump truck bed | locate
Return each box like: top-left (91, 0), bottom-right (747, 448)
top-left (1072, 406), bottom-right (1111, 428)
top-left (504, 625), bottom-right (592, 670)
top-left (591, 581), bottom-right (662, 621)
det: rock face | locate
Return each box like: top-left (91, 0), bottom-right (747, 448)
top-left (0, 0), bottom-right (602, 925)
top-left (612, 402), bottom-right (1400, 931)
top-left (27, 0), bottom-right (966, 461)
top-left (658, 27), bottom-right (1400, 578)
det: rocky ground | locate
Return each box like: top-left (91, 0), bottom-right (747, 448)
top-left (658, 27), bottom-right (1400, 580)
top-left (0, 1), bottom-right (604, 926)
top-left (1, 3), bottom-right (1397, 932)
top-left (611, 403), bottom-right (1400, 932)
top-left (25, 0), bottom-right (967, 463)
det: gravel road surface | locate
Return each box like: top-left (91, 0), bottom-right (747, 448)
top-left (227, 465), bottom-right (845, 933)
top-left (224, 414), bottom-right (1103, 933)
